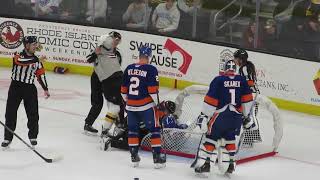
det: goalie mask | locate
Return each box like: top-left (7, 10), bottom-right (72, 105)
top-left (224, 60), bottom-right (237, 73)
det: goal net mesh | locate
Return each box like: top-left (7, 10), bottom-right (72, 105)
top-left (141, 85), bottom-right (283, 163)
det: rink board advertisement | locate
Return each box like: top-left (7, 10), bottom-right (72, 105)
top-left (0, 17), bottom-right (320, 111)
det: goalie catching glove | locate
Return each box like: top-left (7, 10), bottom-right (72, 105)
top-left (196, 113), bottom-right (209, 133)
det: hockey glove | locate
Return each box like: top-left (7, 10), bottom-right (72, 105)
top-left (243, 116), bottom-right (256, 130)
top-left (196, 114), bottom-right (208, 133)
top-left (178, 124), bottom-right (188, 129)
top-left (86, 52), bottom-right (97, 63)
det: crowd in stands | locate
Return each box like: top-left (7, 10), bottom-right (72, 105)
top-left (1, 0), bottom-right (320, 61)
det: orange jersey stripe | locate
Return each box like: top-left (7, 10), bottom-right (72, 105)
top-left (14, 55), bottom-right (32, 67)
top-left (204, 95), bottom-right (219, 107)
top-left (236, 106), bottom-right (243, 113)
top-left (128, 137), bottom-right (139, 145)
top-left (241, 94), bottom-right (253, 103)
top-left (208, 113), bottom-right (219, 134)
top-left (148, 86), bottom-right (159, 94)
top-left (226, 144), bottom-right (236, 151)
top-left (247, 80), bottom-right (255, 87)
top-left (151, 138), bottom-right (161, 146)
top-left (127, 97), bottom-right (153, 106)
top-left (36, 68), bottom-right (45, 76)
top-left (204, 144), bottom-right (215, 152)
top-left (121, 86), bottom-right (128, 94)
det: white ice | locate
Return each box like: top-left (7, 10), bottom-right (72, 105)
top-left (0, 67), bottom-right (320, 180)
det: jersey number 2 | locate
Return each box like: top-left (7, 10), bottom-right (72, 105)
top-left (229, 89), bottom-right (236, 105)
top-left (129, 77), bottom-right (140, 95)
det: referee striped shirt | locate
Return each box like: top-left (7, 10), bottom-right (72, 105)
top-left (11, 50), bottom-right (48, 90)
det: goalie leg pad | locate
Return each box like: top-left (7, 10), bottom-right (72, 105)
top-left (217, 147), bottom-right (232, 174)
top-left (194, 140), bottom-right (217, 169)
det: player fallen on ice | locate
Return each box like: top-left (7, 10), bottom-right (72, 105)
top-left (192, 60), bottom-right (256, 177)
top-left (101, 100), bottom-right (187, 151)
top-left (121, 45), bottom-right (166, 168)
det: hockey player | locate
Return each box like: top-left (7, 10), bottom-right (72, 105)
top-left (84, 31), bottom-right (125, 137)
top-left (192, 60), bottom-right (255, 176)
top-left (121, 45), bottom-right (166, 168)
top-left (159, 100), bottom-right (188, 129)
top-left (1, 36), bottom-right (50, 148)
top-left (102, 100), bottom-right (181, 151)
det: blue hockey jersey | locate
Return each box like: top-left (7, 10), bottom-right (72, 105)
top-left (121, 63), bottom-right (159, 111)
top-left (202, 74), bottom-right (253, 117)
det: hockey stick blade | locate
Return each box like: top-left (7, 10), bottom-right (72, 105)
top-left (0, 120), bottom-right (63, 163)
top-left (32, 149), bottom-right (64, 163)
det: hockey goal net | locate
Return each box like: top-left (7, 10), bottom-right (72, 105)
top-left (141, 85), bottom-right (283, 164)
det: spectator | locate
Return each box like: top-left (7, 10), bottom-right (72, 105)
top-left (177, 0), bottom-right (211, 40)
top-left (122, 0), bottom-right (152, 30)
top-left (307, 0), bottom-right (320, 17)
top-left (31, 0), bottom-right (62, 19)
top-left (278, 0), bottom-right (313, 58)
top-left (151, 0), bottom-right (180, 34)
top-left (59, 0), bottom-right (87, 23)
top-left (242, 19), bottom-right (263, 49)
top-left (108, 0), bottom-right (131, 28)
top-left (14, 0), bottom-right (34, 17)
top-left (301, 15), bottom-right (320, 59)
top-left (86, 0), bottom-right (108, 26)
top-left (262, 19), bottom-right (281, 53)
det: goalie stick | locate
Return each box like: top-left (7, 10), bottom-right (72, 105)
top-left (235, 94), bottom-right (259, 154)
top-left (190, 132), bottom-right (205, 168)
top-left (0, 120), bottom-right (63, 163)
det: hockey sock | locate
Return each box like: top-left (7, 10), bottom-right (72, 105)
top-left (225, 144), bottom-right (236, 162)
top-left (104, 112), bottom-right (117, 130)
top-left (151, 131), bottom-right (161, 153)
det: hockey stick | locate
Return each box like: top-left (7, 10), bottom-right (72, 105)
top-left (236, 94), bottom-right (259, 154)
top-left (156, 92), bottom-right (167, 157)
top-left (0, 120), bottom-right (63, 163)
top-left (190, 133), bottom-right (205, 168)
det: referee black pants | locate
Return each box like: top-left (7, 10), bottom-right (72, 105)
top-left (85, 71), bottom-right (125, 126)
top-left (4, 81), bottom-right (39, 141)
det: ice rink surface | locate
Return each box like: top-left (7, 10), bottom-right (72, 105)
top-left (0, 67), bottom-right (320, 180)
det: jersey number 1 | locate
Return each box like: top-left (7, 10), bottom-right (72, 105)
top-left (129, 77), bottom-right (140, 95)
top-left (229, 89), bottom-right (236, 105)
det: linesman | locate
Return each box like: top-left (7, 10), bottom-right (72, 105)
top-left (1, 36), bottom-right (50, 148)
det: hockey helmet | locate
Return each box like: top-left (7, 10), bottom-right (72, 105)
top-left (139, 45), bottom-right (152, 58)
top-left (164, 100), bottom-right (176, 114)
top-left (23, 36), bottom-right (37, 46)
top-left (224, 60), bottom-right (237, 72)
top-left (233, 49), bottom-right (248, 61)
top-left (109, 31), bottom-right (122, 40)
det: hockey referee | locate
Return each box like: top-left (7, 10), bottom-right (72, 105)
top-left (1, 36), bottom-right (50, 148)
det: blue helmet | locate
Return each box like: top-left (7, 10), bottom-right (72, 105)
top-left (139, 45), bottom-right (152, 58)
